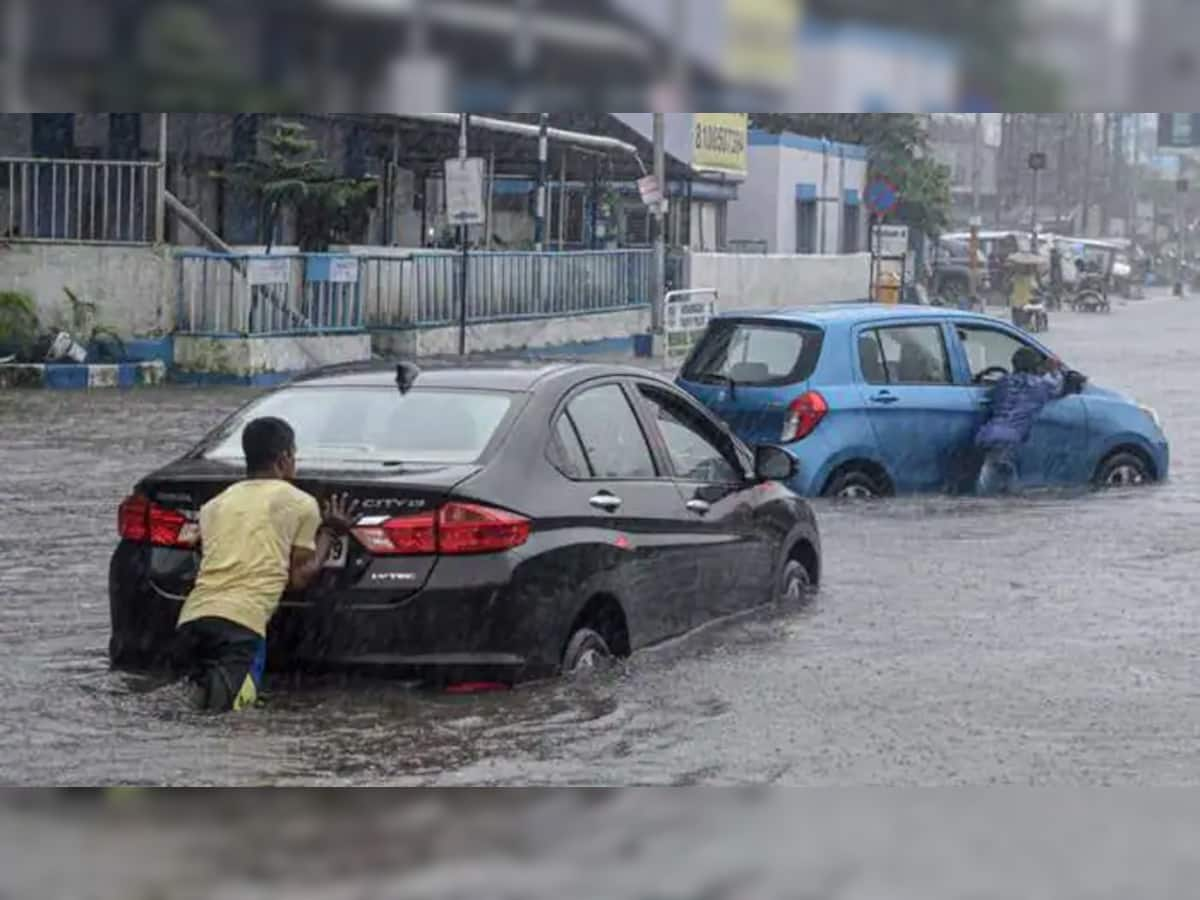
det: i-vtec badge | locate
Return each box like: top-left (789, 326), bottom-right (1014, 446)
top-left (361, 498), bottom-right (427, 511)
top-left (370, 572), bottom-right (417, 583)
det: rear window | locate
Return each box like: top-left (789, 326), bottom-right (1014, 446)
top-left (202, 387), bottom-right (514, 464)
top-left (684, 321), bottom-right (823, 387)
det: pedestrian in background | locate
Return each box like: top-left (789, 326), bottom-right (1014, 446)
top-left (975, 349), bottom-right (1067, 496)
top-left (173, 417), bottom-right (357, 712)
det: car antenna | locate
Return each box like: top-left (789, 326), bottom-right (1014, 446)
top-left (396, 362), bottom-right (420, 395)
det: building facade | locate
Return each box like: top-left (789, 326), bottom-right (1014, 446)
top-left (725, 130), bottom-right (868, 256)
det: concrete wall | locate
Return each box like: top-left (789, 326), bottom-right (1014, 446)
top-left (0, 243), bottom-right (171, 337)
top-left (688, 251), bottom-right (871, 311)
top-left (727, 133), bottom-right (869, 255)
top-left (174, 332), bottom-right (371, 377)
top-left (372, 306), bottom-right (650, 357)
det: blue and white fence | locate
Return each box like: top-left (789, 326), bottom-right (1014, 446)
top-left (176, 252), bottom-right (364, 335)
top-left (362, 249), bottom-right (654, 328)
top-left (177, 249), bottom-right (655, 336)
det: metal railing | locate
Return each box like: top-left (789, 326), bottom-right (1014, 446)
top-left (363, 249), bottom-right (655, 328)
top-left (176, 252), bottom-right (363, 336)
top-left (0, 157), bottom-right (160, 243)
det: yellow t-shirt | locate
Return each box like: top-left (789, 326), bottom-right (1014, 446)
top-left (1011, 272), bottom-right (1034, 309)
top-left (177, 480), bottom-right (321, 637)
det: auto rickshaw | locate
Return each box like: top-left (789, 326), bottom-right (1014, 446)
top-left (1057, 237), bottom-right (1116, 313)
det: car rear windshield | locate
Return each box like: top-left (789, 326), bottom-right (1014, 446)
top-left (683, 320), bottom-right (824, 387)
top-left (202, 387), bottom-right (515, 464)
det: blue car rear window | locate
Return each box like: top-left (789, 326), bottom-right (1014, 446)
top-left (683, 321), bottom-right (824, 387)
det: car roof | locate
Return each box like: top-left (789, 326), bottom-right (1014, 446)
top-left (284, 358), bottom-right (672, 391)
top-left (716, 303), bottom-right (1003, 328)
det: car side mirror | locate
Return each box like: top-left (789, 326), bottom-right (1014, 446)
top-left (754, 445), bottom-right (798, 483)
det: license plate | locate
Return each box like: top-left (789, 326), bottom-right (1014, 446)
top-left (324, 535), bottom-right (348, 570)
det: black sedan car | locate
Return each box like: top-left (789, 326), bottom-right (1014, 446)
top-left (110, 362), bottom-right (821, 684)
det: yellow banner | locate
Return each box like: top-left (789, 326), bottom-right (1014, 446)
top-left (724, 0), bottom-right (800, 87)
top-left (693, 113), bottom-right (749, 176)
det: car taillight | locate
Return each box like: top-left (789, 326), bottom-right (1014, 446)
top-left (118, 494), bottom-right (149, 542)
top-left (782, 391), bottom-right (828, 442)
top-left (118, 494), bottom-right (193, 548)
top-left (352, 502), bottom-right (531, 556)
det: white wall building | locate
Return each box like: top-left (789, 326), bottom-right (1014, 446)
top-left (725, 130), bottom-right (869, 255)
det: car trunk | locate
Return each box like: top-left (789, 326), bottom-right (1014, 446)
top-left (137, 457), bottom-right (481, 602)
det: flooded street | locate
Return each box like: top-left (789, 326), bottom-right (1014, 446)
top-left (2, 296), bottom-right (1198, 786)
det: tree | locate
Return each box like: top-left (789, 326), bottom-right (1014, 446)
top-left (750, 114), bottom-right (953, 237)
top-left (216, 119), bottom-right (377, 251)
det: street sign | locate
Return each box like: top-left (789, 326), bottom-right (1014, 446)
top-left (1028, 151), bottom-right (1047, 171)
top-left (864, 176), bottom-right (899, 217)
top-left (444, 157), bottom-right (486, 225)
top-left (873, 224), bottom-right (909, 257)
top-left (637, 174), bottom-right (663, 207)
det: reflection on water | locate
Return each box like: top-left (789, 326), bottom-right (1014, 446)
top-left (0, 298), bottom-right (1196, 787)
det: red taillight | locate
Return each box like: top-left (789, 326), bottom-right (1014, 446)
top-left (437, 502), bottom-right (531, 554)
top-left (118, 494), bottom-right (194, 548)
top-left (118, 494), bottom-right (149, 542)
top-left (782, 391), bottom-right (828, 441)
top-left (352, 502), bottom-right (531, 556)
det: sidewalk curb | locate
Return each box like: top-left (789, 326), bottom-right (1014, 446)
top-left (0, 361), bottom-right (168, 389)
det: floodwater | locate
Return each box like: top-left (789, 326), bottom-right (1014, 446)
top-left (1, 294), bottom-right (1197, 787)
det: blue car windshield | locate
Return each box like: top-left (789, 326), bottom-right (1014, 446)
top-left (684, 321), bottom-right (824, 387)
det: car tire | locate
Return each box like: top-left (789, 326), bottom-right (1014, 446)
top-left (1094, 451), bottom-right (1152, 488)
top-left (561, 627), bottom-right (614, 675)
top-left (777, 559), bottom-right (812, 605)
top-left (823, 468), bottom-right (886, 500)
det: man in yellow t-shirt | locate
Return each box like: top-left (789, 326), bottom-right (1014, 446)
top-left (175, 417), bottom-right (357, 712)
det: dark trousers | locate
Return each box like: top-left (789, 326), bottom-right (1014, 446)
top-left (174, 617), bottom-right (266, 712)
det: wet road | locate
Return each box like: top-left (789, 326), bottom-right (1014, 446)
top-left (1, 295), bottom-right (1197, 786)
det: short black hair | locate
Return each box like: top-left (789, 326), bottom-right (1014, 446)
top-left (1012, 347), bottom-right (1042, 374)
top-left (242, 417), bottom-right (295, 474)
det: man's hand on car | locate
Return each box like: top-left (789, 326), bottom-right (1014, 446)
top-left (322, 493), bottom-right (359, 535)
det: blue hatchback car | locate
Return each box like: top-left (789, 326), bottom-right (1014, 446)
top-left (676, 304), bottom-right (1169, 498)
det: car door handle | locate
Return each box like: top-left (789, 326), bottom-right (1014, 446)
top-left (870, 392), bottom-right (899, 405)
top-left (978, 398), bottom-right (993, 407)
top-left (589, 493), bottom-right (623, 512)
top-left (686, 499), bottom-right (711, 515)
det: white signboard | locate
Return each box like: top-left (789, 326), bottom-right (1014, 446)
top-left (873, 224), bottom-right (909, 257)
top-left (247, 257), bottom-right (290, 286)
top-left (444, 157), bottom-right (486, 225)
top-left (329, 256), bottom-right (359, 284)
top-left (663, 289), bottom-right (718, 364)
top-left (638, 174), bottom-right (663, 206)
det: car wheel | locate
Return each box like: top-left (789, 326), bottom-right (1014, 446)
top-left (561, 627), bottom-right (614, 675)
top-left (1094, 451), bottom-right (1152, 488)
top-left (777, 559), bottom-right (812, 605)
top-left (823, 468), bottom-right (885, 500)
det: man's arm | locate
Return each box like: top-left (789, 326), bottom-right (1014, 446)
top-left (288, 494), bottom-right (358, 591)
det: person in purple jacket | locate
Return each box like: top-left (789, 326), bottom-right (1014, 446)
top-left (975, 347), bottom-right (1066, 495)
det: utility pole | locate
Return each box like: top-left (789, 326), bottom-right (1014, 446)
top-left (457, 113), bottom-right (469, 356)
top-left (1082, 113), bottom-right (1093, 236)
top-left (651, 111), bottom-right (666, 339)
top-left (1056, 114), bottom-right (1068, 225)
top-left (1031, 114), bottom-right (1041, 248)
top-left (971, 113), bottom-right (982, 219)
top-left (1128, 113), bottom-right (1140, 240)
top-left (155, 113), bottom-right (167, 244)
top-left (534, 112), bottom-right (548, 251)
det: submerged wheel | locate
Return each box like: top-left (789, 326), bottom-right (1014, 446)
top-left (561, 627), bottom-right (613, 675)
top-left (823, 468), bottom-right (886, 500)
top-left (777, 559), bottom-right (812, 605)
top-left (1094, 451), bottom-right (1152, 488)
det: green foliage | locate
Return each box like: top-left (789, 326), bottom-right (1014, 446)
top-left (0, 290), bottom-right (38, 356)
top-left (216, 120), bottom-right (378, 251)
top-left (749, 114), bottom-right (953, 237)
